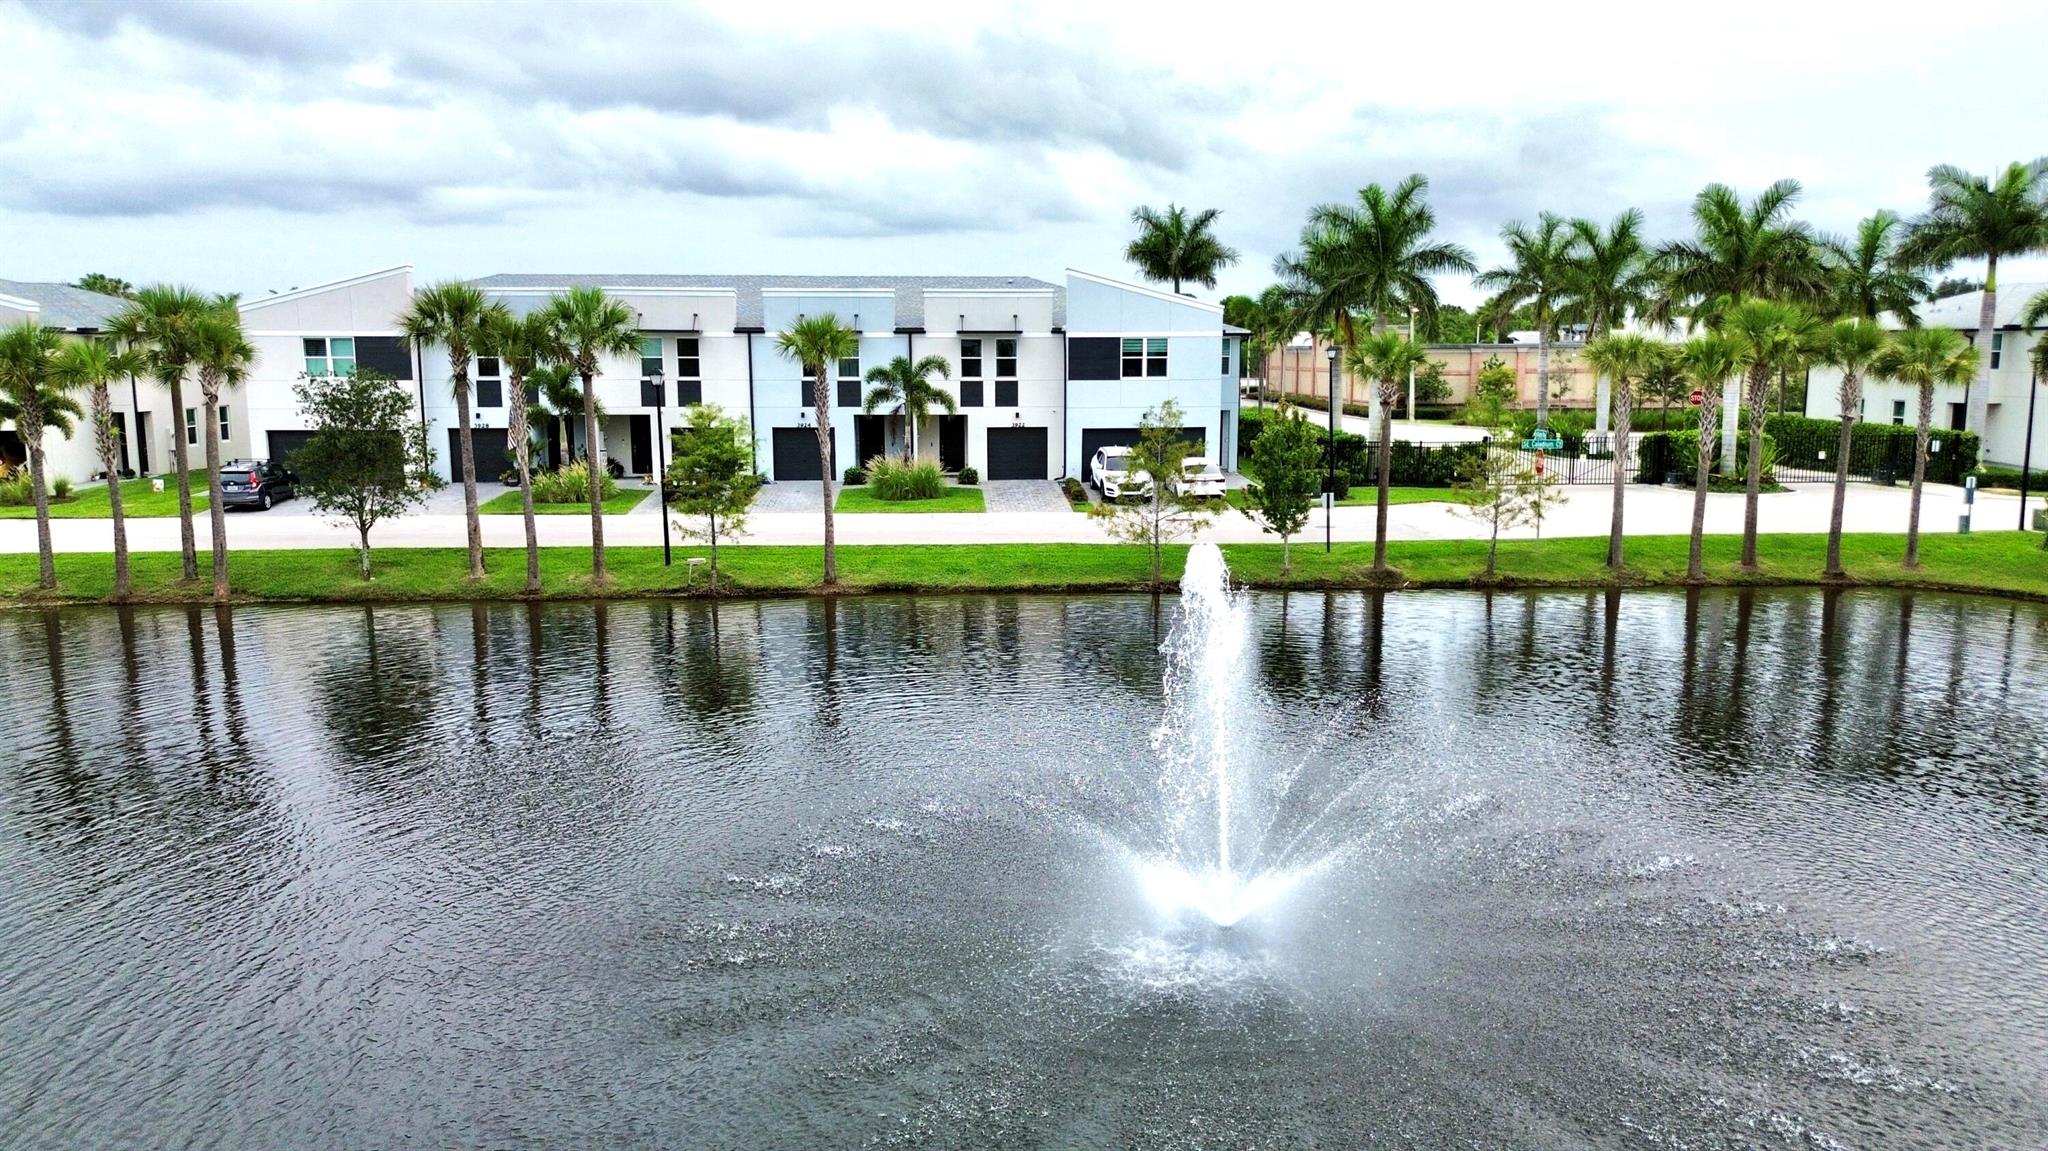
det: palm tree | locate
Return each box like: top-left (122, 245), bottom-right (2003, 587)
top-left (1275, 174), bottom-right (1476, 353)
top-left (1659, 180), bottom-right (1827, 328)
top-left (0, 322), bottom-right (81, 589)
top-left (75, 273), bottom-right (136, 299)
top-left (401, 281), bottom-right (508, 581)
top-left (192, 301), bottom-right (253, 601)
top-left (1875, 328), bottom-right (1978, 569)
top-left (1898, 159), bottom-right (2048, 434)
top-left (1566, 209), bottom-right (1657, 436)
top-left (1678, 333), bottom-right (1741, 581)
top-left (1820, 211), bottom-right (1929, 324)
top-left (1126, 204), bottom-right (1240, 294)
top-left (861, 354), bottom-right (954, 464)
top-left (1345, 331), bottom-right (1431, 574)
top-left (1723, 299), bottom-right (1821, 568)
top-left (1581, 334), bottom-right (1659, 570)
top-left (542, 287), bottom-right (642, 583)
top-left (482, 309), bottom-right (563, 594)
top-left (51, 337), bottom-right (145, 598)
top-left (109, 284), bottom-right (211, 581)
top-left (1476, 212), bottom-right (1576, 430)
top-left (528, 362), bottom-right (599, 466)
top-left (776, 315), bottom-right (861, 586)
top-left (1251, 283), bottom-right (1293, 407)
top-left (1812, 319), bottom-right (1889, 577)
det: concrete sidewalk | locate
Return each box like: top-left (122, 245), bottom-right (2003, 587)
top-left (2, 483), bottom-right (2038, 553)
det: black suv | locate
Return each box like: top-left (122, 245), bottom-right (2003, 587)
top-left (218, 460), bottom-right (298, 511)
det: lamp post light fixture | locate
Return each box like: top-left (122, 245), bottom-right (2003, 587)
top-left (650, 366), bottom-right (671, 566)
top-left (1326, 344), bottom-right (1339, 553)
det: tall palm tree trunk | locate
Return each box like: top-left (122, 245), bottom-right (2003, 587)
top-left (1688, 397), bottom-right (1719, 581)
top-left (1967, 256), bottom-right (1997, 435)
top-left (815, 366), bottom-right (837, 585)
top-left (166, 372), bottom-right (197, 581)
top-left (1535, 323), bottom-right (1551, 429)
top-left (582, 369), bottom-right (606, 581)
top-left (1372, 383), bottom-right (1394, 573)
top-left (508, 370), bottom-right (540, 594)
top-left (200, 377), bottom-right (229, 601)
top-left (1739, 366), bottom-right (1769, 569)
top-left (1606, 379), bottom-right (1632, 570)
top-left (92, 384), bottom-right (131, 599)
top-left (453, 377), bottom-right (484, 579)
top-left (1905, 383), bottom-right (1933, 569)
top-left (23, 410), bottom-right (54, 590)
top-left (1824, 377), bottom-right (1858, 578)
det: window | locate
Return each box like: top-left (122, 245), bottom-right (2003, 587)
top-left (995, 337), bottom-right (1017, 379)
top-left (1121, 337), bottom-right (1167, 378)
top-left (475, 356), bottom-right (503, 408)
top-left (303, 336), bottom-right (355, 378)
top-left (218, 407), bottom-right (230, 442)
top-left (1891, 400), bottom-right (1907, 426)
top-left (676, 336), bottom-right (702, 405)
top-left (1221, 338), bottom-right (1232, 375)
top-left (837, 353), bottom-right (860, 407)
top-left (640, 337), bottom-right (663, 379)
top-left (1991, 333), bottom-right (2003, 369)
top-left (960, 338), bottom-right (983, 380)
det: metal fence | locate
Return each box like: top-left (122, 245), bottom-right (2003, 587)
top-left (1347, 432), bottom-right (1969, 489)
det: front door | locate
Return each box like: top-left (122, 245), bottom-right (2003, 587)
top-left (132, 412), bottom-right (151, 475)
top-left (109, 412), bottom-right (128, 477)
top-left (630, 415), bottom-right (653, 476)
top-left (938, 415), bottom-right (967, 472)
top-left (855, 414), bottom-right (886, 466)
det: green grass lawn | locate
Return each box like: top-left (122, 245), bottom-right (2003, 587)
top-left (0, 474), bottom-right (209, 519)
top-left (837, 486), bottom-right (986, 513)
top-left (1227, 486), bottom-right (1453, 512)
top-left (478, 488), bottom-right (650, 515)
top-left (3, 531), bottom-right (2044, 604)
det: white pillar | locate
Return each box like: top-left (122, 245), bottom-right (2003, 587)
top-left (1719, 378), bottom-right (1741, 477)
top-left (1594, 375), bottom-right (1612, 436)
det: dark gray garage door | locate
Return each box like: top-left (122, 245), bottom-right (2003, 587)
top-left (771, 427), bottom-right (833, 482)
top-left (1079, 426), bottom-right (1206, 482)
top-left (267, 429), bottom-right (315, 470)
top-left (985, 427), bottom-right (1048, 480)
top-left (449, 428), bottom-right (511, 483)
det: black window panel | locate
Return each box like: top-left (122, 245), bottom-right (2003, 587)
top-left (641, 379), bottom-right (664, 406)
top-left (1146, 357), bottom-right (1168, 378)
top-left (477, 356), bottom-right (500, 378)
top-left (996, 338), bottom-right (1016, 378)
top-left (678, 357), bottom-right (700, 378)
top-left (837, 379), bottom-right (860, 406)
top-left (354, 335), bottom-right (414, 380)
top-left (524, 383), bottom-right (540, 404)
top-left (994, 380), bottom-right (1018, 407)
top-left (676, 380), bottom-right (703, 405)
top-left (476, 378), bottom-right (503, 407)
top-left (1068, 337), bottom-right (1119, 381)
top-left (960, 338), bottom-right (982, 379)
top-left (961, 380), bottom-right (984, 407)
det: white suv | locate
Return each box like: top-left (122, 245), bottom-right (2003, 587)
top-left (1090, 446), bottom-right (1153, 500)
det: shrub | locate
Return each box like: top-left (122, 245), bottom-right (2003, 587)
top-left (1242, 408), bottom-right (1480, 488)
top-left (1061, 476), bottom-right (1087, 505)
top-left (842, 464), bottom-right (869, 486)
top-left (1971, 464), bottom-right (2048, 491)
top-left (530, 461), bottom-right (617, 504)
top-left (1634, 429), bottom-right (1777, 483)
top-left (1763, 414), bottom-right (1979, 483)
top-left (51, 476), bottom-right (72, 500)
top-left (868, 455), bottom-right (944, 501)
top-left (0, 466), bottom-right (28, 507)
top-left (956, 466), bottom-right (979, 486)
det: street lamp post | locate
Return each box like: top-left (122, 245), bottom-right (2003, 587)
top-left (1406, 306), bottom-right (1418, 422)
top-left (2021, 365), bottom-right (2041, 531)
top-left (1326, 344), bottom-right (1339, 553)
top-left (651, 367), bottom-right (672, 566)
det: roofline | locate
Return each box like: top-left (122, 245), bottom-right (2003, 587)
top-left (1065, 268), bottom-right (1225, 314)
top-left (480, 285), bottom-right (740, 299)
top-left (241, 265), bottom-right (413, 311)
top-left (921, 286), bottom-right (1058, 297)
top-left (0, 293), bottom-right (40, 313)
top-left (759, 287), bottom-right (898, 298)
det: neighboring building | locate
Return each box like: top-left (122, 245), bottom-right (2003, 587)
top-left (236, 266), bottom-right (419, 472)
top-left (1260, 334), bottom-right (1594, 414)
top-left (0, 277), bottom-right (144, 483)
top-left (1801, 284), bottom-right (2046, 467)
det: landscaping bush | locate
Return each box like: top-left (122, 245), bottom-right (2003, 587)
top-left (1763, 414), bottom-right (1980, 480)
top-left (1242, 408), bottom-right (1483, 488)
top-left (52, 476), bottom-right (71, 501)
top-left (842, 464), bottom-right (868, 486)
top-left (529, 461), bottom-right (617, 504)
top-left (1634, 430), bottom-right (1778, 484)
top-left (868, 456), bottom-right (945, 501)
top-left (1970, 463), bottom-right (2048, 491)
top-left (1061, 476), bottom-right (1087, 505)
top-left (957, 466), bottom-right (979, 486)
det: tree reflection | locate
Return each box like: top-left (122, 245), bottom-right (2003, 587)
top-left (317, 605), bottom-right (439, 766)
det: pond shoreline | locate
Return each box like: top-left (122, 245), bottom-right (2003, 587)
top-left (1, 532), bottom-right (2044, 608)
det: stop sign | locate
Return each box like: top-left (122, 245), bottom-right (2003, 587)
top-left (1688, 388), bottom-right (1704, 406)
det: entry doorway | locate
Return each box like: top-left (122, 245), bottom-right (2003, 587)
top-left (629, 415), bottom-right (654, 477)
top-left (855, 414), bottom-right (887, 467)
top-left (938, 415), bottom-right (967, 472)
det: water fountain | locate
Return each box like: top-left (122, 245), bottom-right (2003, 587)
top-left (1136, 542), bottom-right (1304, 927)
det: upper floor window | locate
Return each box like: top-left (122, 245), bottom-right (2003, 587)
top-left (960, 338), bottom-right (983, 379)
top-left (1891, 400), bottom-right (1907, 425)
top-left (475, 356), bottom-right (503, 408)
top-left (303, 336), bottom-right (355, 378)
top-left (1122, 337), bottom-right (1168, 378)
top-left (995, 337), bottom-right (1017, 378)
top-left (675, 337), bottom-right (702, 405)
top-left (1221, 339), bottom-right (1232, 375)
top-left (640, 337), bottom-right (663, 379)
top-left (219, 406), bottom-right (231, 442)
top-left (1991, 333), bottom-right (2003, 369)
top-left (185, 407), bottom-right (198, 445)
top-left (837, 354), bottom-right (861, 407)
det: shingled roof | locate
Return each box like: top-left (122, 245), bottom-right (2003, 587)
top-left (0, 278), bottom-right (128, 331)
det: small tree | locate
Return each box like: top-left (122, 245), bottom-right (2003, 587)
top-left (667, 404), bottom-right (762, 592)
top-left (1414, 358), bottom-right (1452, 407)
top-left (1242, 402), bottom-right (1321, 570)
top-left (1091, 400), bottom-right (1216, 586)
top-left (292, 369), bottom-right (434, 578)
top-left (1452, 445), bottom-right (1536, 580)
top-left (1523, 464), bottom-right (1565, 540)
top-left (1465, 354), bottom-right (1517, 425)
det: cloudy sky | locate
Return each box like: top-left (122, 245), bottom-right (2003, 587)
top-left (4, 0), bottom-right (2044, 306)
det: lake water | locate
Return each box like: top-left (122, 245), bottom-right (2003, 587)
top-left (1, 589), bottom-right (2044, 1149)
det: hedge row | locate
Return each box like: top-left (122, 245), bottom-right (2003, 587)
top-left (1632, 430), bottom-right (1777, 483)
top-left (1239, 409), bottom-right (1485, 490)
top-left (1762, 414), bottom-right (1980, 475)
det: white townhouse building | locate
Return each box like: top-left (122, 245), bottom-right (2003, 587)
top-left (1802, 284), bottom-right (2048, 468)
top-left (0, 277), bottom-right (144, 484)
top-left (234, 265), bottom-right (422, 468)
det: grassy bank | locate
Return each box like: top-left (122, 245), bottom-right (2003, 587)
top-left (1, 531), bottom-right (2043, 605)
top-left (0, 474), bottom-right (209, 519)
top-left (477, 488), bottom-right (650, 516)
top-left (837, 486), bottom-right (985, 513)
